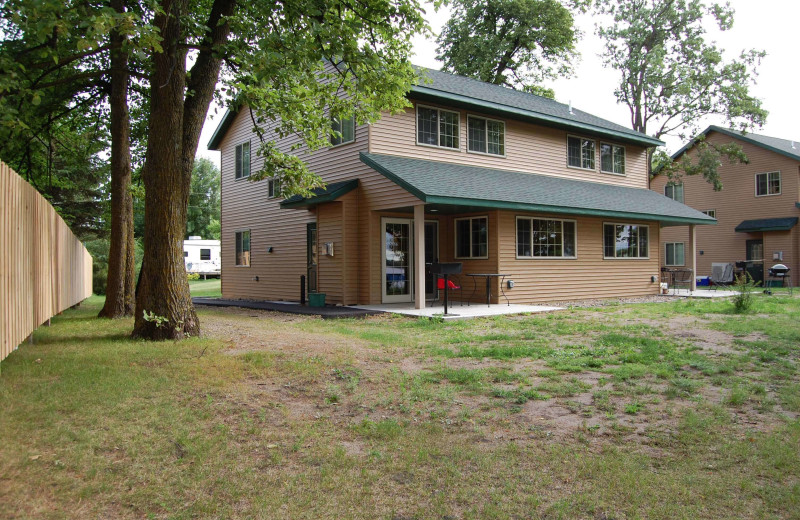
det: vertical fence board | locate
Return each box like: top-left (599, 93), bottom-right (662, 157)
top-left (0, 160), bottom-right (93, 363)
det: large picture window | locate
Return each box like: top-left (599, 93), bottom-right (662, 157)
top-left (516, 217), bottom-right (576, 258)
top-left (235, 141), bottom-right (251, 179)
top-left (417, 106), bottom-right (460, 149)
top-left (755, 171), bottom-right (781, 196)
top-left (567, 136), bottom-right (595, 170)
top-left (455, 216), bottom-right (488, 259)
top-left (600, 143), bottom-right (625, 174)
top-left (665, 242), bottom-right (685, 266)
top-left (467, 116), bottom-right (505, 156)
top-left (331, 115), bottom-right (355, 146)
top-left (235, 230), bottom-right (251, 267)
top-left (665, 183), bottom-right (684, 203)
top-left (604, 223), bottom-right (649, 259)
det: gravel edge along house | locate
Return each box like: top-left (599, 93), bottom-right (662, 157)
top-left (208, 67), bottom-right (715, 308)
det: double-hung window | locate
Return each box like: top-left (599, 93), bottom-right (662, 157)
top-left (455, 216), bottom-right (488, 259)
top-left (331, 115), bottom-right (355, 146)
top-left (467, 116), bottom-right (505, 156)
top-left (665, 242), bottom-right (685, 266)
top-left (268, 178), bottom-right (281, 198)
top-left (417, 105), bottom-right (459, 149)
top-left (603, 223), bottom-right (649, 259)
top-left (600, 143), bottom-right (625, 174)
top-left (567, 136), bottom-right (595, 170)
top-left (702, 209), bottom-right (716, 218)
top-left (755, 171), bottom-right (781, 196)
top-left (235, 230), bottom-right (251, 267)
top-left (516, 217), bottom-right (576, 258)
top-left (664, 183), bottom-right (684, 203)
top-left (235, 141), bottom-right (251, 179)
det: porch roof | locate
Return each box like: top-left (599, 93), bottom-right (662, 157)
top-left (735, 217), bottom-right (798, 233)
top-left (280, 179), bottom-right (359, 209)
top-left (360, 153), bottom-right (717, 226)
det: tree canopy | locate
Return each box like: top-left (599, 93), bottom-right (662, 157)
top-left (436, 0), bottom-right (579, 98)
top-left (186, 158), bottom-right (220, 241)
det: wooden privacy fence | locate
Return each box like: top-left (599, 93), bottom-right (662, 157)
top-left (0, 160), bottom-right (93, 364)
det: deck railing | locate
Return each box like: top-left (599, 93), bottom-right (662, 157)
top-left (0, 160), bottom-right (93, 364)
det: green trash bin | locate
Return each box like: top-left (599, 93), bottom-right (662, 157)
top-left (308, 292), bottom-right (326, 307)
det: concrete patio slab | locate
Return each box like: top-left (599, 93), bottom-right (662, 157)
top-left (349, 302), bottom-right (564, 320)
top-left (665, 288), bottom-right (739, 298)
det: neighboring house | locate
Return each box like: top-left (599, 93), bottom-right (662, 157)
top-left (208, 68), bottom-right (713, 307)
top-left (183, 236), bottom-right (221, 277)
top-left (651, 126), bottom-right (800, 286)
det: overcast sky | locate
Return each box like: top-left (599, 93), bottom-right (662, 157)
top-left (197, 0), bottom-right (799, 167)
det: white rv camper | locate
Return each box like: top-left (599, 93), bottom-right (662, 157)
top-left (183, 236), bottom-right (221, 278)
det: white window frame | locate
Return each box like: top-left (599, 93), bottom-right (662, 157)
top-left (454, 216), bottom-right (489, 260)
top-left (664, 242), bottom-right (685, 266)
top-left (235, 229), bottom-right (251, 267)
top-left (664, 183), bottom-right (684, 203)
top-left (603, 222), bottom-right (650, 260)
top-left (330, 115), bottom-right (356, 147)
top-left (235, 141), bottom-right (251, 180)
top-left (466, 115), bottom-right (506, 157)
top-left (268, 178), bottom-right (281, 199)
top-left (515, 216), bottom-right (577, 259)
top-left (416, 104), bottom-right (460, 150)
top-left (755, 171), bottom-right (781, 197)
top-left (702, 209), bottom-right (716, 219)
top-left (599, 142), bottom-right (626, 175)
top-left (567, 135), bottom-right (596, 171)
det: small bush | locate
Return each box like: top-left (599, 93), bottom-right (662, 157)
top-left (732, 273), bottom-right (758, 313)
top-left (187, 272), bottom-right (201, 281)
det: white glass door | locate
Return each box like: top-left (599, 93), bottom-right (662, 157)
top-left (382, 218), bottom-right (413, 303)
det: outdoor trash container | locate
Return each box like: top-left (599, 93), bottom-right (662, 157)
top-left (308, 292), bottom-right (326, 307)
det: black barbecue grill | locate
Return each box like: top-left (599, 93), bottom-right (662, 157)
top-left (766, 264), bottom-right (792, 294)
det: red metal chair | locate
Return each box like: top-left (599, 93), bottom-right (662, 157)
top-left (435, 275), bottom-right (463, 306)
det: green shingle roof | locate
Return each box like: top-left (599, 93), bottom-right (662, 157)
top-left (672, 125), bottom-right (800, 162)
top-left (412, 68), bottom-right (663, 147)
top-left (735, 217), bottom-right (798, 233)
top-left (280, 179), bottom-right (359, 208)
top-left (360, 153), bottom-right (716, 226)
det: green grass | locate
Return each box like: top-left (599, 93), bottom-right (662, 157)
top-left (189, 278), bottom-right (222, 298)
top-left (1, 293), bottom-right (799, 518)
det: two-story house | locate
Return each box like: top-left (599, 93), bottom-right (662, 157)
top-left (651, 126), bottom-right (800, 286)
top-left (208, 68), bottom-right (714, 308)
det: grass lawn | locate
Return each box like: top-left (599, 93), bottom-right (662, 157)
top-left (1, 293), bottom-right (799, 519)
top-left (189, 278), bottom-right (221, 298)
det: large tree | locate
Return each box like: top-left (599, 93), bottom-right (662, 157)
top-left (593, 0), bottom-right (767, 187)
top-left (436, 0), bottom-right (580, 98)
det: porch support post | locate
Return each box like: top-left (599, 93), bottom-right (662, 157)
top-left (414, 204), bottom-right (425, 310)
top-left (689, 224), bottom-right (697, 292)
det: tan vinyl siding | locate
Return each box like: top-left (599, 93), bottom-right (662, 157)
top-left (651, 131), bottom-right (800, 284)
top-left (370, 102), bottom-right (649, 189)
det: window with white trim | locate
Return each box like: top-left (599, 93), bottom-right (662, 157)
top-left (268, 178), bottom-right (281, 198)
top-left (702, 209), bottom-right (716, 218)
top-left (235, 230), bottom-right (251, 266)
top-left (665, 242), bottom-right (685, 266)
top-left (467, 115), bottom-right (505, 156)
top-left (567, 136), bottom-right (595, 170)
top-left (603, 223), bottom-right (649, 259)
top-left (417, 106), bottom-right (459, 149)
top-left (516, 217), bottom-right (576, 258)
top-left (665, 183), bottom-right (684, 203)
top-left (600, 143), bottom-right (625, 174)
top-left (755, 171), bottom-right (781, 196)
top-left (455, 216), bottom-right (488, 259)
top-left (331, 115), bottom-right (355, 146)
top-left (235, 141), bottom-right (251, 179)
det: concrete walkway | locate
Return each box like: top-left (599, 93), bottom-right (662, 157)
top-left (665, 288), bottom-right (739, 298)
top-left (349, 302), bottom-right (564, 320)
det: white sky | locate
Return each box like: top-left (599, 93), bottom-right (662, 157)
top-left (196, 0), bottom-right (800, 167)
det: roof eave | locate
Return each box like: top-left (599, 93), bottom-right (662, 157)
top-left (670, 125), bottom-right (800, 164)
top-left (207, 108), bottom-right (239, 151)
top-left (408, 86), bottom-right (664, 148)
top-left (279, 179), bottom-right (359, 209)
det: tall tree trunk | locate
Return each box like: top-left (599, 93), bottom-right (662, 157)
top-left (99, 0), bottom-right (134, 318)
top-left (131, 0), bottom-right (234, 339)
top-left (124, 192), bottom-right (136, 315)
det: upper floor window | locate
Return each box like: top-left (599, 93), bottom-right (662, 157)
top-left (235, 230), bottom-right (251, 267)
top-left (755, 171), bottom-right (781, 196)
top-left (331, 116), bottom-right (355, 146)
top-left (604, 223), bottom-right (649, 259)
top-left (455, 216), bottom-right (488, 259)
top-left (665, 183), bottom-right (684, 203)
top-left (467, 115), bottom-right (505, 156)
top-left (235, 141), bottom-right (251, 179)
top-left (600, 143), bottom-right (625, 175)
top-left (702, 209), bottom-right (716, 219)
top-left (417, 105), bottom-right (459, 149)
top-left (268, 178), bottom-right (281, 198)
top-left (516, 217), bottom-right (576, 258)
top-left (567, 136), bottom-right (595, 170)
